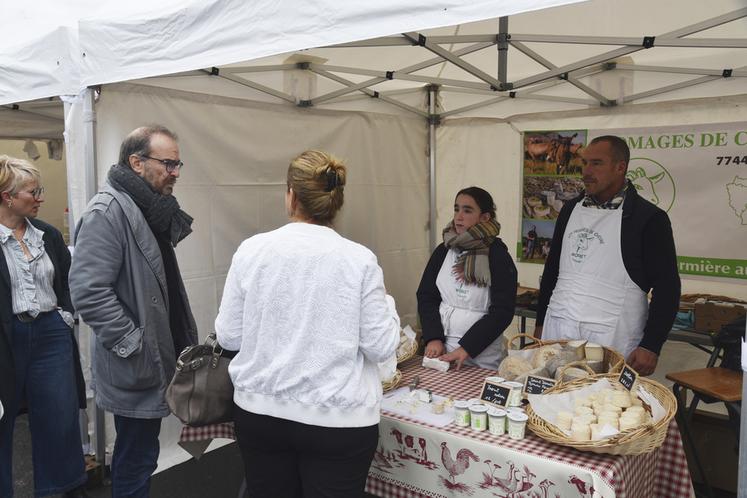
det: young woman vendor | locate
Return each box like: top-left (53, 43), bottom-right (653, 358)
top-left (417, 186), bottom-right (518, 370)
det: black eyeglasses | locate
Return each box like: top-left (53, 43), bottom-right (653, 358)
top-left (140, 155), bottom-right (184, 173)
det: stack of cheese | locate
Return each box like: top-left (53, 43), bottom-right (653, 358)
top-left (498, 340), bottom-right (605, 382)
top-left (396, 325), bottom-right (417, 362)
top-left (554, 389), bottom-right (652, 441)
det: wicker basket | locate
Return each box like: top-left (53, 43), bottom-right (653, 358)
top-left (526, 373), bottom-right (678, 455)
top-left (508, 334), bottom-right (625, 374)
top-left (396, 339), bottom-right (418, 365)
top-left (382, 369), bottom-right (402, 393)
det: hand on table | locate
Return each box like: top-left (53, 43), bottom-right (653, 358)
top-left (439, 347), bottom-right (470, 371)
top-left (627, 347), bottom-right (658, 376)
top-left (424, 340), bottom-right (445, 358)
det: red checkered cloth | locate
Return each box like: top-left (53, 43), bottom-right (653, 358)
top-left (179, 357), bottom-right (694, 498)
top-left (365, 357), bottom-right (694, 498)
top-left (180, 422), bottom-right (234, 442)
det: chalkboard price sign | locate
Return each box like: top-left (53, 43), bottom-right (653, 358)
top-left (523, 375), bottom-right (557, 395)
top-left (618, 365), bottom-right (638, 391)
top-left (480, 379), bottom-right (510, 407)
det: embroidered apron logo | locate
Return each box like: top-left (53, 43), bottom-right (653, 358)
top-left (568, 228), bottom-right (604, 263)
top-left (455, 282), bottom-right (470, 300)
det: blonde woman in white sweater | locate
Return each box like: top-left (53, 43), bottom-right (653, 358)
top-left (216, 150), bottom-right (399, 498)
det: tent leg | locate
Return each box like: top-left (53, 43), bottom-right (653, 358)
top-left (738, 338), bottom-right (746, 498)
top-left (427, 85), bottom-right (439, 251)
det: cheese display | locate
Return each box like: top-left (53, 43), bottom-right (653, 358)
top-left (531, 345), bottom-right (563, 369)
top-left (565, 389), bottom-right (653, 441)
top-left (497, 355), bottom-right (533, 380)
top-left (397, 325), bottom-right (418, 362)
top-left (500, 338), bottom-right (617, 382)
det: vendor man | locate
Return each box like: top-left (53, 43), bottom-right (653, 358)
top-left (535, 135), bottom-right (680, 375)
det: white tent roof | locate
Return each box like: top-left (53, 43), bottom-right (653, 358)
top-left (0, 0), bottom-right (581, 106)
top-left (3, 0), bottom-right (745, 120)
top-left (126, 0), bottom-right (746, 120)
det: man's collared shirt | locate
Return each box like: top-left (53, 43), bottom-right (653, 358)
top-left (0, 219), bottom-right (58, 316)
top-left (582, 182), bottom-right (629, 210)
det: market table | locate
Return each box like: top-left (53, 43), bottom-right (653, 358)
top-left (366, 356), bottom-right (694, 498)
top-left (179, 356), bottom-right (694, 498)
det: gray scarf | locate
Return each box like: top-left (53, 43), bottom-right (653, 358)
top-left (107, 163), bottom-right (193, 246)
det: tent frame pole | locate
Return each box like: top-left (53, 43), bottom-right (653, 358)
top-left (82, 87), bottom-right (107, 480)
top-left (404, 32), bottom-right (504, 90)
top-left (739, 357), bottom-right (747, 498)
top-left (311, 42), bottom-right (493, 105)
top-left (510, 41), bottom-right (613, 106)
top-left (497, 16), bottom-right (508, 86)
top-left (427, 85), bottom-right (439, 251)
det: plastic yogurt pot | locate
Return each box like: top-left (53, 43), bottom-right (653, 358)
top-left (503, 382), bottom-right (524, 407)
top-left (454, 401), bottom-right (471, 427)
top-left (469, 404), bottom-right (489, 432)
top-left (507, 412), bottom-right (529, 440)
top-left (487, 407), bottom-right (507, 436)
top-left (468, 398), bottom-right (483, 405)
top-left (485, 376), bottom-right (505, 384)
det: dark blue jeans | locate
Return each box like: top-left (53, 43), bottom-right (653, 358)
top-left (0, 312), bottom-right (86, 498)
top-left (111, 415), bottom-right (161, 498)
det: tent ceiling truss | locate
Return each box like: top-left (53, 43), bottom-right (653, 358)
top-left (185, 5), bottom-right (745, 121)
top-left (8, 8), bottom-right (746, 122)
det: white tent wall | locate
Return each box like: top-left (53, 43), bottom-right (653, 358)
top-left (79, 83), bottom-right (429, 469)
top-left (437, 93), bottom-right (747, 303)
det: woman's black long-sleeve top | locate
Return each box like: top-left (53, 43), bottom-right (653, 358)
top-left (416, 238), bottom-right (518, 358)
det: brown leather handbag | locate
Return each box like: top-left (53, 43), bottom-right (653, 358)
top-left (166, 333), bottom-right (236, 426)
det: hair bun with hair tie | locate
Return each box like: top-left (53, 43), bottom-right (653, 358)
top-left (324, 167), bottom-right (338, 192)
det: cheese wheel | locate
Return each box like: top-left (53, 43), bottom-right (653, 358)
top-left (625, 406), bottom-right (646, 417)
top-left (574, 406), bottom-right (594, 416)
top-left (571, 424), bottom-right (591, 440)
top-left (497, 356), bottom-right (533, 381)
top-left (576, 414), bottom-right (596, 426)
top-left (556, 411), bottom-right (573, 430)
top-left (573, 397), bottom-right (592, 408)
top-left (611, 391), bottom-right (632, 408)
top-left (556, 367), bottom-right (591, 383)
top-left (602, 404), bottom-right (622, 414)
top-left (565, 340), bottom-right (587, 361)
top-left (597, 418), bottom-right (619, 430)
top-left (585, 343), bottom-right (604, 362)
top-left (531, 345), bottom-right (562, 369)
top-left (619, 418), bottom-right (639, 431)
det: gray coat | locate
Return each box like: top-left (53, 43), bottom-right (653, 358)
top-left (70, 184), bottom-right (198, 418)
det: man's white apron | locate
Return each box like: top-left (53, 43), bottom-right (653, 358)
top-left (543, 204), bottom-right (648, 359)
top-left (436, 248), bottom-right (505, 369)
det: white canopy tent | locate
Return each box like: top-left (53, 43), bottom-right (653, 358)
top-left (2, 0), bottom-right (746, 486)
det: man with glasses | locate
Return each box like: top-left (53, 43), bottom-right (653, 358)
top-left (70, 126), bottom-right (198, 498)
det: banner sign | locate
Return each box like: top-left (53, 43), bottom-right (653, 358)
top-left (520, 123), bottom-right (747, 280)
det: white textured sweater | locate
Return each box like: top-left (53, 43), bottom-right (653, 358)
top-left (215, 222), bottom-right (400, 428)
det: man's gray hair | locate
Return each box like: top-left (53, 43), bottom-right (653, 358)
top-left (118, 125), bottom-right (178, 167)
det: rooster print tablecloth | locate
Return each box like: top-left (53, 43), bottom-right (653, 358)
top-left (366, 357), bottom-right (694, 498)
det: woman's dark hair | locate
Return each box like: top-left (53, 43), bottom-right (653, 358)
top-left (455, 186), bottom-right (496, 219)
